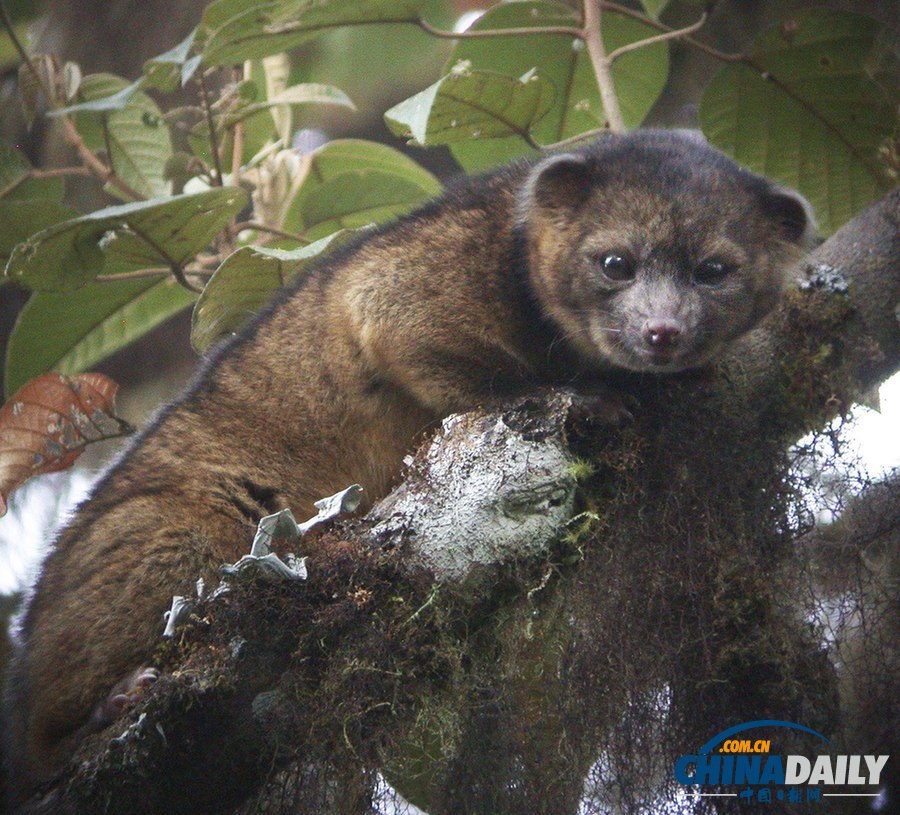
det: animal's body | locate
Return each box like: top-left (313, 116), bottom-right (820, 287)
top-left (3, 130), bottom-right (814, 801)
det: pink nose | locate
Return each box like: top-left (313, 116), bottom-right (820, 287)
top-left (642, 319), bottom-right (682, 350)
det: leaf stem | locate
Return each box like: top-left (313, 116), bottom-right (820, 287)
top-left (126, 222), bottom-right (202, 294)
top-left (416, 17), bottom-right (581, 40)
top-left (582, 1), bottom-right (625, 133)
top-left (198, 71), bottom-right (224, 186)
top-left (605, 10), bottom-right (708, 63)
top-left (599, 1), bottom-right (742, 62)
top-left (94, 267), bottom-right (170, 282)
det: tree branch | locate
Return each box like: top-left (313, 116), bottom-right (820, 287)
top-left (582, 1), bottom-right (625, 133)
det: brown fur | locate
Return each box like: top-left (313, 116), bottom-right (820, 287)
top-left (3, 130), bottom-right (814, 802)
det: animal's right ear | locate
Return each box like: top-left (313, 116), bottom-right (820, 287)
top-left (518, 153), bottom-right (591, 223)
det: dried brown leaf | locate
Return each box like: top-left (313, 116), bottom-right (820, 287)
top-left (0, 373), bottom-right (133, 516)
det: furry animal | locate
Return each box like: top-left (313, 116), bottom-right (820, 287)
top-left (3, 130), bottom-right (815, 802)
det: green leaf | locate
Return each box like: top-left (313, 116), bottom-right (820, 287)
top-left (281, 139), bottom-right (440, 239)
top-left (5, 187), bottom-right (248, 292)
top-left (199, 0), bottom-right (427, 66)
top-left (0, 201), bottom-right (78, 265)
top-left (640, 0), bottom-right (669, 19)
top-left (191, 229), bottom-right (360, 351)
top-left (384, 68), bottom-right (554, 147)
top-left (70, 74), bottom-right (174, 200)
top-left (142, 28), bottom-right (200, 91)
top-left (49, 79), bottom-right (143, 115)
top-left (446, 0), bottom-right (669, 171)
top-left (300, 171), bottom-right (437, 239)
top-left (4, 277), bottom-right (196, 397)
top-left (0, 144), bottom-right (64, 201)
top-left (699, 10), bottom-right (897, 234)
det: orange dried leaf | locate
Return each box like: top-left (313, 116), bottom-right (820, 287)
top-left (0, 372), bottom-right (133, 516)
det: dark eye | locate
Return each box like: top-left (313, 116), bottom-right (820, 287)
top-left (596, 252), bottom-right (635, 282)
top-left (693, 259), bottom-right (733, 286)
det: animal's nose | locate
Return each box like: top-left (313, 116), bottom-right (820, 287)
top-left (642, 318), bottom-right (682, 350)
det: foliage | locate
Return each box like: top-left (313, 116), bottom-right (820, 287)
top-left (0, 0), bottom-right (895, 402)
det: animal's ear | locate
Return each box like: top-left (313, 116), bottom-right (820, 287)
top-left (519, 153), bottom-right (592, 222)
top-left (762, 186), bottom-right (818, 249)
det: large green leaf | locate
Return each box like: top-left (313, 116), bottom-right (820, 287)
top-left (446, 0), bottom-right (669, 171)
top-left (69, 74), bottom-right (174, 200)
top-left (700, 10), bottom-right (896, 234)
top-left (5, 187), bottom-right (248, 292)
top-left (191, 229), bottom-right (360, 351)
top-left (199, 0), bottom-right (427, 66)
top-left (384, 68), bottom-right (555, 147)
top-left (0, 201), bottom-right (78, 266)
top-left (0, 143), bottom-right (64, 201)
top-left (0, 149), bottom-right (76, 270)
top-left (4, 277), bottom-right (196, 397)
top-left (280, 139), bottom-right (440, 239)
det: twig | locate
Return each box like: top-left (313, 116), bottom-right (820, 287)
top-left (30, 166), bottom-right (92, 179)
top-left (605, 11), bottom-right (708, 62)
top-left (101, 116), bottom-right (118, 177)
top-left (600, 1), bottom-right (743, 62)
top-left (230, 67), bottom-right (245, 185)
top-left (198, 71), bottom-right (224, 186)
top-left (540, 128), bottom-right (607, 152)
top-left (2, 0), bottom-right (146, 201)
top-left (61, 118), bottom-right (145, 201)
top-left (0, 166), bottom-right (93, 199)
top-left (582, 1), bottom-right (625, 133)
top-left (0, 0), bottom-right (46, 93)
top-left (599, 1), bottom-right (877, 176)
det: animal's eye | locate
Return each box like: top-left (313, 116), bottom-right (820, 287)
top-left (596, 252), bottom-right (635, 282)
top-left (693, 259), bottom-right (733, 286)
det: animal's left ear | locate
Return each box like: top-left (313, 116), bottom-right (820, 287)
top-left (762, 186), bottom-right (818, 249)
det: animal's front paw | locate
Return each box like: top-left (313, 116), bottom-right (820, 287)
top-left (92, 666), bottom-right (160, 727)
top-left (563, 385), bottom-right (638, 429)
